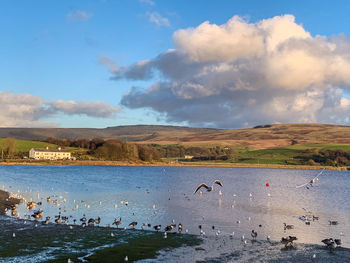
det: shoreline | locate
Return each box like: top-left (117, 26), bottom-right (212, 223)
top-left (0, 189), bottom-right (22, 215)
top-left (0, 160), bottom-right (347, 170)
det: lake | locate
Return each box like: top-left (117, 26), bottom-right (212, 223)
top-left (0, 165), bottom-right (349, 262)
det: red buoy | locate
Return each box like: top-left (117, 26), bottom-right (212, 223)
top-left (266, 183), bottom-right (270, 187)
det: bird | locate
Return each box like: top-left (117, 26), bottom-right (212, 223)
top-left (251, 230), bottom-right (257, 240)
top-left (112, 217), bottom-right (122, 228)
top-left (322, 238), bottom-right (339, 251)
top-left (88, 218), bottom-right (95, 226)
top-left (178, 223), bottom-right (183, 233)
top-left (335, 239), bottom-right (342, 246)
top-left (153, 225), bottom-right (161, 231)
top-left (283, 223), bottom-right (294, 230)
top-left (165, 225), bottom-right (174, 232)
top-left (296, 168), bottom-right (325, 189)
top-left (95, 216), bottom-right (101, 226)
top-left (129, 221), bottom-right (137, 228)
top-left (281, 236), bottom-right (297, 248)
top-left (80, 214), bottom-right (87, 224)
top-left (329, 220), bottom-right (338, 225)
top-left (194, 180), bottom-right (223, 194)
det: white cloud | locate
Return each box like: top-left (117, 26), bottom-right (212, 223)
top-left (0, 92), bottom-right (121, 127)
top-left (106, 14), bottom-right (350, 128)
top-left (146, 12), bottom-right (170, 27)
top-left (48, 100), bottom-right (121, 118)
top-left (66, 10), bottom-right (93, 22)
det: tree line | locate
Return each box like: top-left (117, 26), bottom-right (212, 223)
top-left (155, 144), bottom-right (232, 161)
top-left (46, 137), bottom-right (160, 162)
top-left (45, 138), bottom-right (233, 161)
top-left (299, 149), bottom-right (350, 166)
top-left (0, 138), bottom-right (17, 159)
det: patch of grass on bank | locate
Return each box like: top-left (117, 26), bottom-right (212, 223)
top-left (231, 147), bottom-right (303, 165)
top-left (84, 232), bottom-right (200, 263)
top-left (184, 143), bottom-right (350, 166)
top-left (0, 138), bottom-right (57, 153)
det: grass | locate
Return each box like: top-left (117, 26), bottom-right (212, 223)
top-left (0, 138), bottom-right (57, 153)
top-left (0, 223), bottom-right (200, 263)
top-left (190, 143), bottom-right (350, 166)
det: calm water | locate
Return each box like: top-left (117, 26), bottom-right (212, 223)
top-left (0, 165), bottom-right (349, 262)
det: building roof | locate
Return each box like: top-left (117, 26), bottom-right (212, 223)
top-left (31, 148), bottom-right (70, 153)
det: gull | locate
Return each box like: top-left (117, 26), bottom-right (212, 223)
top-left (194, 180), bottom-right (223, 194)
top-left (296, 168), bottom-right (325, 189)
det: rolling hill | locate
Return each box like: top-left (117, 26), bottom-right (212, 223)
top-left (0, 124), bottom-right (350, 150)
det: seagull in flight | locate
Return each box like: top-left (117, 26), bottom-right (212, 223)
top-left (296, 168), bottom-right (325, 189)
top-left (194, 180), bottom-right (223, 194)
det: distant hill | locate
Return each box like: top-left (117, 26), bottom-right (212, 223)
top-left (0, 125), bottom-right (218, 141)
top-left (1, 123), bottom-right (350, 149)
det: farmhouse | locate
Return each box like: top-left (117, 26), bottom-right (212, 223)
top-left (29, 147), bottom-right (71, 160)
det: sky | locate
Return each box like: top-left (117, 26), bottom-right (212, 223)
top-left (1, 0), bottom-right (350, 128)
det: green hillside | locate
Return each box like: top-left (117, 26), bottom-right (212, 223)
top-left (0, 138), bottom-right (57, 153)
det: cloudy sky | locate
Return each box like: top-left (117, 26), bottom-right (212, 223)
top-left (1, 0), bottom-right (350, 128)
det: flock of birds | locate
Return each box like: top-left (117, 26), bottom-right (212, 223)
top-left (3, 167), bottom-right (346, 262)
top-left (191, 171), bottom-right (344, 255)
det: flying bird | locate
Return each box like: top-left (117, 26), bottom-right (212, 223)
top-left (194, 180), bottom-right (223, 194)
top-left (296, 168), bottom-right (325, 189)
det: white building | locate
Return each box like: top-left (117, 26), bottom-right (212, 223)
top-left (29, 147), bottom-right (71, 160)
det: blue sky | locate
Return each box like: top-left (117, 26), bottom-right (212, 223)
top-left (1, 0), bottom-right (350, 128)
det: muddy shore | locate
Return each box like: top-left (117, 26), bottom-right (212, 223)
top-left (0, 160), bottom-right (347, 170)
top-left (0, 189), bottom-right (21, 215)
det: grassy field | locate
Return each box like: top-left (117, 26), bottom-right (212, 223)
top-left (0, 138), bottom-right (57, 153)
top-left (227, 143), bottom-right (350, 165)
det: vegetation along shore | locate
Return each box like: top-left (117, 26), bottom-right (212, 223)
top-left (1, 123), bottom-right (350, 169)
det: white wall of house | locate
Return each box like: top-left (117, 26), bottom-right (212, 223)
top-left (29, 148), bottom-right (71, 160)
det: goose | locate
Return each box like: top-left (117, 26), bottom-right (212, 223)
top-left (164, 225), bottom-right (174, 232)
top-left (80, 214), bottom-right (87, 223)
top-left (281, 236), bottom-right (297, 248)
top-left (88, 218), bottom-right (95, 226)
top-left (322, 238), bottom-right (338, 251)
top-left (153, 225), bottom-right (161, 231)
top-left (194, 180), bottom-right (223, 194)
top-left (112, 217), bottom-right (122, 228)
top-left (129, 221), bottom-right (137, 228)
top-left (335, 239), bottom-right (342, 246)
top-left (95, 216), bottom-right (101, 226)
top-left (178, 223), bottom-right (183, 233)
top-left (251, 230), bottom-right (257, 240)
top-left (283, 223), bottom-right (294, 230)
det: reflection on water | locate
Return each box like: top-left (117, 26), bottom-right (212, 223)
top-left (0, 165), bottom-right (349, 260)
